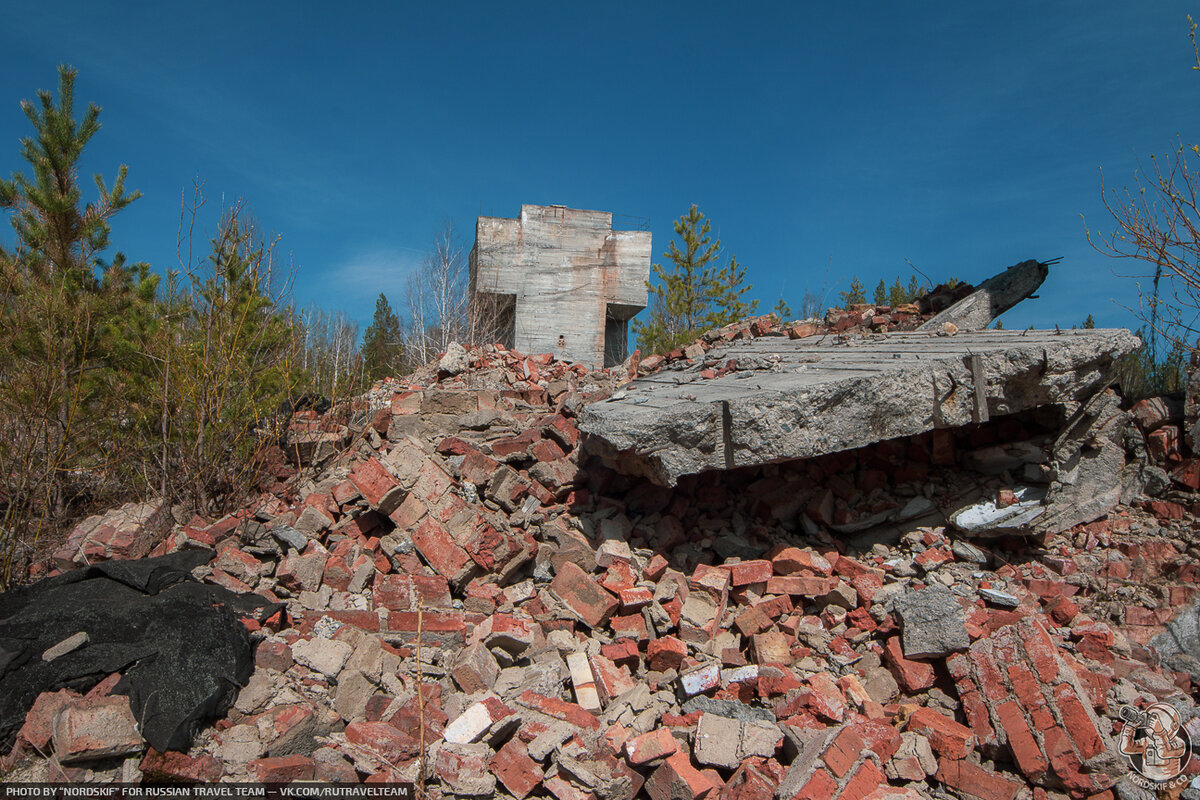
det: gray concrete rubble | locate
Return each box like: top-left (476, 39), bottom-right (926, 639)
top-left (918, 259), bottom-right (1050, 332)
top-left (580, 328), bottom-right (1140, 489)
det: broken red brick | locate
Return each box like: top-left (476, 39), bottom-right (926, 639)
top-left (648, 636), bottom-right (687, 672)
top-left (883, 636), bottom-right (935, 692)
top-left (935, 757), bottom-right (1021, 800)
top-left (626, 727), bottom-right (679, 765)
top-left (344, 721), bottom-right (420, 762)
top-left (350, 455), bottom-right (405, 520)
top-left (905, 707), bottom-right (975, 760)
top-left (549, 561), bottom-right (619, 629)
top-left (140, 748), bottom-right (224, 783)
top-left (728, 559), bottom-right (774, 586)
top-left (490, 738), bottom-right (542, 799)
top-left (646, 751), bottom-right (717, 800)
top-left (248, 755), bottom-right (316, 783)
top-left (52, 695), bottom-right (145, 763)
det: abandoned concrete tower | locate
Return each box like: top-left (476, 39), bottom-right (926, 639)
top-left (469, 204), bottom-right (652, 368)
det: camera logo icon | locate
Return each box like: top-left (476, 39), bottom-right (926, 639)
top-left (1117, 703), bottom-right (1191, 783)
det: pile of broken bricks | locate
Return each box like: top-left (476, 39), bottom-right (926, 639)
top-left (5, 331), bottom-right (1200, 800)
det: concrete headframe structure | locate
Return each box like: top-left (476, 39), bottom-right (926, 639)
top-left (468, 204), bottom-right (652, 368)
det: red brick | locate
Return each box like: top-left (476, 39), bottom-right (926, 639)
top-left (644, 554), bottom-right (669, 581)
top-left (768, 547), bottom-right (833, 575)
top-left (248, 755), bottom-right (315, 782)
top-left (492, 430), bottom-right (539, 458)
top-left (729, 560), bottom-right (774, 586)
top-left (735, 605), bottom-right (775, 637)
top-left (18, 689), bottom-right (80, 750)
top-left (388, 493), bottom-right (428, 530)
top-left (619, 586), bottom-right (653, 612)
top-left (822, 725), bottom-right (863, 778)
top-left (838, 759), bottom-right (885, 800)
top-left (995, 700), bottom-right (1047, 782)
top-left (1021, 619), bottom-right (1061, 684)
top-left (386, 610), bottom-right (466, 647)
top-left (1006, 664), bottom-right (1055, 731)
top-left (1046, 595), bottom-right (1079, 625)
top-left (516, 691), bottom-right (601, 730)
top-left (1146, 499), bottom-right (1186, 520)
top-left (1041, 726), bottom-right (1088, 794)
top-left (790, 768), bottom-right (836, 800)
top-left (626, 727), bottom-right (679, 764)
top-left (349, 457), bottom-right (405, 516)
top-left (767, 575), bottom-right (837, 597)
top-left (905, 707), bottom-right (975, 759)
top-left (648, 636), bottom-right (687, 672)
top-left (140, 748), bottom-right (223, 783)
top-left (646, 751), bottom-right (718, 800)
top-left (52, 695), bottom-right (145, 762)
top-left (1172, 458), bottom-right (1200, 490)
top-left (550, 561), bottom-right (618, 629)
top-left (692, 563), bottom-right (732, 592)
top-left (883, 637), bottom-right (935, 692)
top-left (491, 738), bottom-right (541, 799)
top-left (530, 438), bottom-right (566, 462)
top-left (345, 721), bottom-right (420, 762)
top-left (602, 560), bottom-right (639, 592)
top-left (602, 638), bottom-right (640, 667)
top-left (1051, 683), bottom-right (1104, 760)
top-left (806, 673), bottom-right (847, 723)
top-left (723, 761), bottom-right (779, 800)
top-left (914, 547), bottom-right (953, 570)
top-left (935, 758), bottom-right (1020, 800)
top-left (411, 517), bottom-right (478, 587)
top-left (851, 719), bottom-right (901, 762)
top-left (460, 450), bottom-right (500, 485)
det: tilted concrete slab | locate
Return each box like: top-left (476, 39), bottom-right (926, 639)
top-left (580, 328), bottom-right (1140, 486)
top-left (918, 259), bottom-right (1050, 332)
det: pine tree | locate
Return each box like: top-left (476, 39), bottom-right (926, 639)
top-left (839, 276), bottom-right (866, 306)
top-left (773, 297), bottom-right (794, 322)
top-left (362, 293), bottom-right (403, 381)
top-left (0, 66), bottom-right (153, 583)
top-left (633, 205), bottom-right (723, 354)
top-left (707, 256), bottom-right (758, 327)
top-left (873, 280), bottom-right (887, 305)
top-left (1082, 314), bottom-right (1096, 329)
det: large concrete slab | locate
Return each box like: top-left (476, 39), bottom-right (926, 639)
top-left (580, 328), bottom-right (1140, 486)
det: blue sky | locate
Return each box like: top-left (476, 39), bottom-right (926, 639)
top-left (2, 2), bottom-right (1199, 335)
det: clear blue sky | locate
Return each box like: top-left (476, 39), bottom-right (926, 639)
top-left (2, 2), bottom-right (1199, 335)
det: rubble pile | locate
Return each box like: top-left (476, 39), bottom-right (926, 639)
top-left (3, 330), bottom-right (1200, 800)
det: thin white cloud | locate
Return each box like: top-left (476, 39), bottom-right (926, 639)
top-left (313, 245), bottom-right (426, 314)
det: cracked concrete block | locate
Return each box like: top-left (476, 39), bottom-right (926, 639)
top-left (894, 585), bottom-right (969, 658)
top-left (693, 712), bottom-right (741, 769)
top-left (291, 637), bottom-right (353, 680)
top-left (581, 328), bottom-right (1138, 487)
